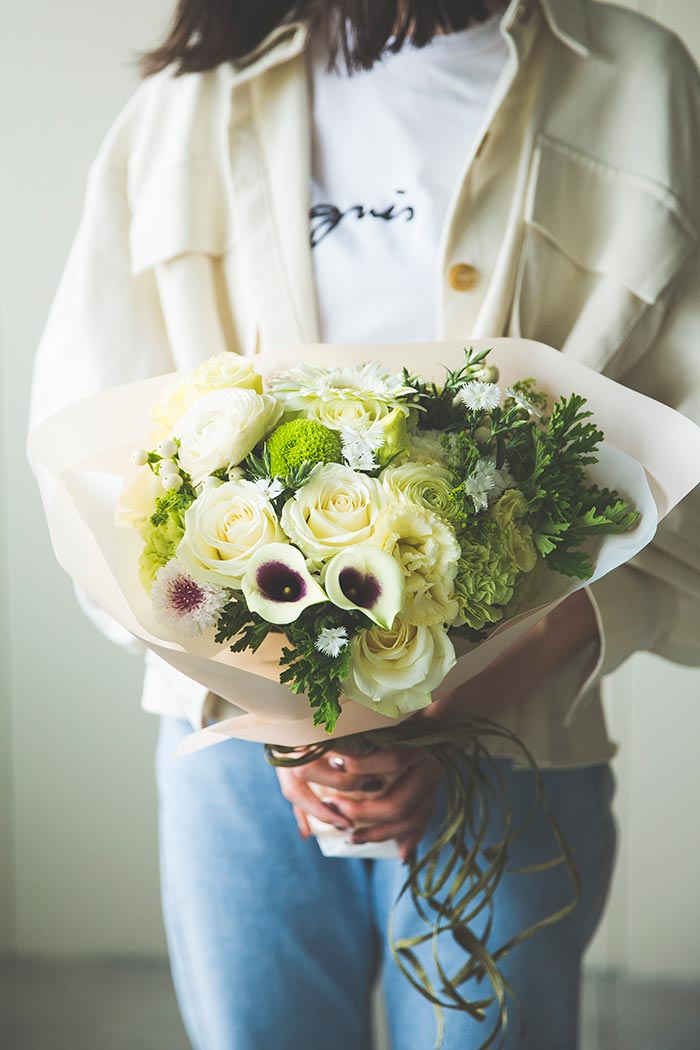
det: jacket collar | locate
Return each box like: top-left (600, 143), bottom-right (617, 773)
top-left (226, 0), bottom-right (591, 85)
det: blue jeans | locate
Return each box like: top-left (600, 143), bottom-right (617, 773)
top-left (156, 716), bottom-right (617, 1050)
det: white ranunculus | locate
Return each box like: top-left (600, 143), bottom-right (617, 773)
top-left (344, 617), bottom-right (456, 718)
top-left (380, 462), bottom-right (454, 518)
top-left (150, 354), bottom-right (263, 436)
top-left (177, 479), bottom-right (285, 587)
top-left (281, 463), bottom-right (385, 565)
top-left (371, 501), bottom-right (460, 626)
top-left (174, 388), bottom-right (282, 483)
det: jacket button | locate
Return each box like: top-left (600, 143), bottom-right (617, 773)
top-left (448, 263), bottom-right (479, 291)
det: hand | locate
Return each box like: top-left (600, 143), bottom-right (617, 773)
top-left (422, 588), bottom-right (601, 722)
top-left (276, 745), bottom-right (444, 862)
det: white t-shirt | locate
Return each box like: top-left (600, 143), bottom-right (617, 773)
top-left (308, 9), bottom-right (509, 344)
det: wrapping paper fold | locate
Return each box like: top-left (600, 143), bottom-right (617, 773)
top-left (29, 338), bottom-right (700, 756)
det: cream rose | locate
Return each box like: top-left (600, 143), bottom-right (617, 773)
top-left (281, 463), bottom-right (385, 565)
top-left (344, 616), bottom-right (456, 718)
top-left (380, 462), bottom-right (454, 518)
top-left (174, 388), bottom-right (282, 483)
top-left (191, 353), bottom-right (263, 394)
top-left (371, 502), bottom-right (460, 626)
top-left (177, 479), bottom-right (285, 586)
top-left (150, 354), bottom-right (263, 436)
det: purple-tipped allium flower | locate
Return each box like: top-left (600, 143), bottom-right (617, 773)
top-left (324, 545), bottom-right (404, 629)
top-left (151, 559), bottom-right (228, 635)
top-left (242, 543), bottom-right (328, 625)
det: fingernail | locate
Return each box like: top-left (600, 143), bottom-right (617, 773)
top-left (352, 833), bottom-right (367, 845)
top-left (328, 756), bottom-right (346, 771)
top-left (356, 777), bottom-right (383, 792)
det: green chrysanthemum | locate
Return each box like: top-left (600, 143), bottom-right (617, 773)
top-left (267, 418), bottom-right (343, 477)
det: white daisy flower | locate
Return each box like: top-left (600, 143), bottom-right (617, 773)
top-left (506, 386), bottom-right (541, 417)
top-left (339, 423), bottom-right (384, 472)
top-left (459, 381), bottom-right (502, 413)
top-left (463, 456), bottom-right (515, 512)
top-left (315, 626), bottom-right (349, 659)
top-left (252, 476), bottom-right (286, 500)
top-left (151, 559), bottom-right (228, 636)
top-left (270, 362), bottom-right (415, 409)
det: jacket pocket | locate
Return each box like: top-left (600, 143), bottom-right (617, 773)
top-left (511, 134), bottom-right (696, 374)
top-left (128, 160), bottom-right (235, 275)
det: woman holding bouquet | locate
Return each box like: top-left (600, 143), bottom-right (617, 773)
top-left (29, 0), bottom-right (700, 1047)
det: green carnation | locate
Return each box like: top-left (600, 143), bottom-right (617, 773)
top-left (267, 418), bottom-right (343, 477)
top-left (138, 489), bottom-right (192, 590)
top-left (489, 489), bottom-right (537, 573)
top-left (454, 520), bottom-right (518, 631)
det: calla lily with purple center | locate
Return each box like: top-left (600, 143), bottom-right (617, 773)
top-left (324, 545), bottom-right (405, 629)
top-left (242, 543), bottom-right (328, 625)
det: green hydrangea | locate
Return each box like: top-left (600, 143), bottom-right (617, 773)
top-left (267, 418), bottom-right (343, 477)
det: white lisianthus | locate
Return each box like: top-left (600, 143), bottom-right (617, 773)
top-left (344, 616), bottom-right (456, 718)
top-left (150, 354), bottom-right (263, 435)
top-left (174, 388), bottom-right (282, 483)
top-left (281, 463), bottom-right (385, 565)
top-left (269, 362), bottom-right (415, 412)
top-left (177, 479), bottom-right (285, 587)
top-left (371, 502), bottom-right (460, 626)
top-left (380, 462), bottom-right (454, 518)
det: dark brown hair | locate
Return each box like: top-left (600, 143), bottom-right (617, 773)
top-left (137, 1), bottom-right (500, 78)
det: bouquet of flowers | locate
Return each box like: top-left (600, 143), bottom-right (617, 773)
top-left (133, 346), bottom-right (639, 736)
top-left (29, 338), bottom-right (700, 1049)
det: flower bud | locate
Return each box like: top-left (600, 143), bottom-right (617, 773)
top-left (162, 473), bottom-right (183, 492)
top-left (476, 365), bottom-right (500, 384)
top-left (156, 438), bottom-right (178, 459)
top-left (158, 459), bottom-right (179, 477)
top-left (131, 448), bottom-right (149, 466)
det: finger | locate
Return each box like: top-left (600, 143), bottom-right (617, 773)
top-left (293, 805), bottom-right (311, 840)
top-left (326, 748), bottom-right (422, 778)
top-left (337, 762), bottom-right (443, 825)
top-left (297, 762), bottom-right (387, 793)
top-left (351, 796), bottom-right (435, 847)
top-left (277, 771), bottom-right (354, 829)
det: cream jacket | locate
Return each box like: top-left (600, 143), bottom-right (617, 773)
top-left (29, 0), bottom-right (700, 767)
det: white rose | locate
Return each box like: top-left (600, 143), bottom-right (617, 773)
top-left (371, 501), bottom-right (460, 626)
top-left (174, 388), bottom-right (282, 483)
top-left (281, 463), bottom-right (385, 565)
top-left (177, 479), bottom-right (285, 586)
top-left (344, 617), bottom-right (456, 718)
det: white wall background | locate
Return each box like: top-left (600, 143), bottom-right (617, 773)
top-left (0, 0), bottom-right (699, 981)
